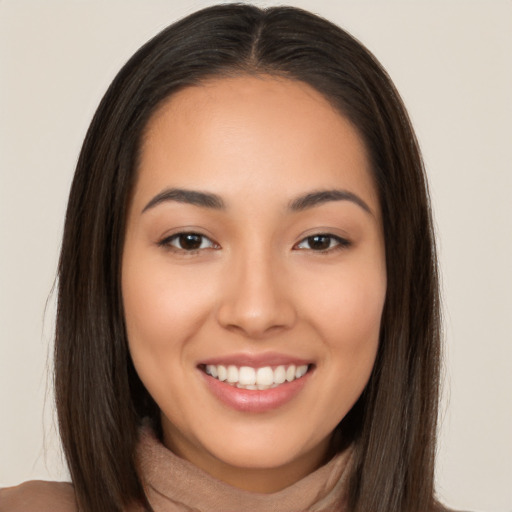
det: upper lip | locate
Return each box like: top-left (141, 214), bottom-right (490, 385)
top-left (198, 352), bottom-right (313, 368)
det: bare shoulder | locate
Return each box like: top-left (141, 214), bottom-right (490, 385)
top-left (0, 480), bottom-right (76, 512)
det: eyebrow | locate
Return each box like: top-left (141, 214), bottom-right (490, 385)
top-left (141, 187), bottom-right (372, 216)
top-left (142, 188), bottom-right (225, 213)
top-left (289, 189), bottom-right (373, 215)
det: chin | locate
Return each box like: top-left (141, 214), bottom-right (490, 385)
top-left (202, 425), bottom-right (327, 471)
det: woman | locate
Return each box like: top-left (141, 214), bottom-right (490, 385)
top-left (2, 4), bottom-right (447, 512)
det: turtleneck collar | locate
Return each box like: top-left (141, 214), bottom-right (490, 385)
top-left (136, 425), bottom-right (353, 512)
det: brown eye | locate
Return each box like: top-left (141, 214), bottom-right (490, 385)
top-left (159, 232), bottom-right (217, 251)
top-left (177, 233), bottom-right (203, 250)
top-left (295, 234), bottom-right (350, 252)
top-left (306, 235), bottom-right (331, 250)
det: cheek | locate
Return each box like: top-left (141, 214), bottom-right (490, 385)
top-left (121, 257), bottom-right (217, 378)
top-left (318, 294), bottom-right (383, 427)
top-left (121, 261), bottom-right (220, 435)
top-left (305, 261), bottom-right (386, 345)
top-left (324, 286), bottom-right (383, 381)
top-left (301, 262), bottom-right (386, 397)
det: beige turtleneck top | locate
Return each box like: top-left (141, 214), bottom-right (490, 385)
top-left (0, 427), bottom-right (353, 512)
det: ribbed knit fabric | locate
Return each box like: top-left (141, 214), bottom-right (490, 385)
top-left (0, 426), bottom-right (353, 512)
top-left (136, 425), bottom-right (353, 512)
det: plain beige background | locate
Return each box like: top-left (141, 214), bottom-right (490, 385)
top-left (1, 1), bottom-right (511, 511)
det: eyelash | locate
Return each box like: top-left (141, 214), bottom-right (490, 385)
top-left (293, 233), bottom-right (351, 253)
top-left (157, 232), bottom-right (219, 254)
top-left (158, 232), bottom-right (351, 254)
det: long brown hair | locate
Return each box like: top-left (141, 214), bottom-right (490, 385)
top-left (55, 4), bottom-right (442, 511)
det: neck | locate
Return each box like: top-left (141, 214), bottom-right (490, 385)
top-left (162, 425), bottom-right (334, 493)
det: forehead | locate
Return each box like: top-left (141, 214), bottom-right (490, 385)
top-left (136, 75), bottom-right (378, 213)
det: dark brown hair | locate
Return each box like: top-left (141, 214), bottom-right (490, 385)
top-left (55, 4), bottom-right (442, 512)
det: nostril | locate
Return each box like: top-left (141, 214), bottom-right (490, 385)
top-left (216, 298), bottom-right (297, 339)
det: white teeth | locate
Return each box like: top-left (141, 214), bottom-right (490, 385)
top-left (286, 365), bottom-right (296, 382)
top-left (205, 364), bottom-right (218, 378)
top-left (295, 365), bottom-right (308, 378)
top-left (237, 383), bottom-right (257, 390)
top-left (274, 365), bottom-right (286, 384)
top-left (226, 365), bottom-right (238, 383)
top-left (238, 366), bottom-right (256, 385)
top-left (217, 365), bottom-right (227, 381)
top-left (204, 363), bottom-right (310, 389)
top-left (256, 366), bottom-right (274, 386)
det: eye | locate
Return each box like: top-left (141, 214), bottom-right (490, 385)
top-left (159, 232), bottom-right (218, 252)
top-left (294, 234), bottom-right (350, 252)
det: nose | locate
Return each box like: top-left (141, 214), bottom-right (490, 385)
top-left (216, 248), bottom-right (297, 339)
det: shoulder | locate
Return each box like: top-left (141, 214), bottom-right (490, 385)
top-left (0, 480), bottom-right (76, 512)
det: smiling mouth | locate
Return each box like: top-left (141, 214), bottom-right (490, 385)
top-left (199, 363), bottom-right (313, 390)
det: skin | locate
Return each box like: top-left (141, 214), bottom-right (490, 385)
top-left (122, 75), bottom-right (386, 493)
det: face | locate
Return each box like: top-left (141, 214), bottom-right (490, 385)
top-left (122, 75), bottom-right (386, 492)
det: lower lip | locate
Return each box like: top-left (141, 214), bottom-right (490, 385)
top-left (200, 369), bottom-right (312, 413)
